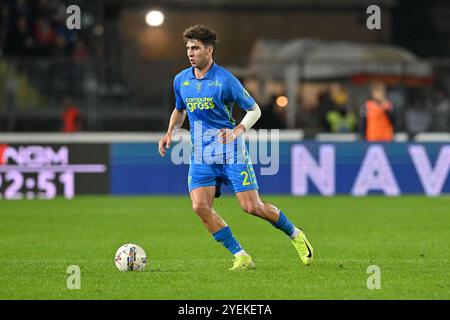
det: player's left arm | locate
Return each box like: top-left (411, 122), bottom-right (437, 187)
top-left (218, 75), bottom-right (261, 144)
top-left (218, 103), bottom-right (261, 143)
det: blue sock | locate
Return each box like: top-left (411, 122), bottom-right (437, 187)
top-left (213, 226), bottom-right (242, 255)
top-left (272, 211), bottom-right (295, 237)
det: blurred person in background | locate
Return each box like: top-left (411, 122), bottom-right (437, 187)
top-left (34, 16), bottom-right (56, 56)
top-left (258, 95), bottom-right (283, 129)
top-left (405, 91), bottom-right (432, 138)
top-left (61, 97), bottom-right (81, 132)
top-left (432, 88), bottom-right (450, 132)
top-left (33, 0), bottom-right (58, 23)
top-left (318, 89), bottom-right (333, 131)
top-left (71, 38), bottom-right (90, 61)
top-left (2, 0), bottom-right (87, 59)
top-left (52, 32), bottom-right (69, 57)
top-left (325, 84), bottom-right (356, 133)
top-left (360, 81), bottom-right (395, 141)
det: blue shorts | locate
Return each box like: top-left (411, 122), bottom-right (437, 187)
top-left (188, 150), bottom-right (259, 196)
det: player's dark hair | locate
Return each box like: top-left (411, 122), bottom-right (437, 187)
top-left (183, 25), bottom-right (218, 50)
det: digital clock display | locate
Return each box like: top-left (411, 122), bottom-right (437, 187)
top-left (0, 144), bottom-right (109, 199)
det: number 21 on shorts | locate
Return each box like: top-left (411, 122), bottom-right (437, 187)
top-left (240, 171), bottom-right (251, 186)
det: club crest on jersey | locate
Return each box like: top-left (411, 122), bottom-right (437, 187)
top-left (196, 83), bottom-right (202, 93)
top-left (208, 80), bottom-right (223, 87)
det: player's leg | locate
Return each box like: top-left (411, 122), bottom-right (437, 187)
top-left (189, 185), bottom-right (255, 271)
top-left (235, 189), bottom-right (313, 266)
top-left (224, 147), bottom-right (279, 225)
top-left (189, 185), bottom-right (226, 233)
top-left (225, 145), bottom-right (314, 266)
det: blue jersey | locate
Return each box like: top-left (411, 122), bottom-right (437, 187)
top-left (173, 62), bottom-right (255, 162)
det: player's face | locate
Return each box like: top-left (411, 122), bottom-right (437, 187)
top-left (186, 40), bottom-right (213, 69)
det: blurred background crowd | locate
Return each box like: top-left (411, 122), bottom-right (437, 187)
top-left (1, 0), bottom-right (90, 59)
top-left (0, 0), bottom-right (449, 138)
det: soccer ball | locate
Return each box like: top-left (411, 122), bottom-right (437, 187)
top-left (114, 243), bottom-right (147, 272)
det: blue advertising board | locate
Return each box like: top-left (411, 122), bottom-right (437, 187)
top-left (110, 142), bottom-right (450, 196)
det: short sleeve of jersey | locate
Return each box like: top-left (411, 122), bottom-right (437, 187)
top-left (226, 74), bottom-right (256, 111)
top-left (173, 76), bottom-right (186, 110)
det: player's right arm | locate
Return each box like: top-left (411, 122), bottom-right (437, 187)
top-left (158, 108), bottom-right (186, 157)
top-left (159, 75), bottom-right (187, 157)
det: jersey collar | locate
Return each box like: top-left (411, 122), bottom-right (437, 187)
top-left (189, 61), bottom-right (217, 80)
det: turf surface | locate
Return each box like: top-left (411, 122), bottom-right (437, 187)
top-left (1, 196), bottom-right (449, 299)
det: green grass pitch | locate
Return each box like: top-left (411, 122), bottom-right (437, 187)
top-left (1, 195), bottom-right (449, 299)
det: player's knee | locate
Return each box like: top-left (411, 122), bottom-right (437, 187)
top-left (192, 203), bottom-right (212, 216)
top-left (241, 202), bottom-right (263, 216)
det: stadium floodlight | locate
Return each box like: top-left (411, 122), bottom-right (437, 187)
top-left (145, 10), bottom-right (164, 27)
top-left (276, 96), bottom-right (288, 108)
